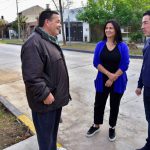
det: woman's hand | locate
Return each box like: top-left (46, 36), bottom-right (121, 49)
top-left (107, 72), bottom-right (118, 81)
top-left (105, 79), bottom-right (113, 87)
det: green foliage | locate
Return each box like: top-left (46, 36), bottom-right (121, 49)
top-left (0, 19), bottom-right (7, 27)
top-left (12, 21), bottom-right (18, 32)
top-left (129, 32), bottom-right (143, 42)
top-left (77, 0), bottom-right (150, 28)
top-left (12, 15), bottom-right (28, 32)
top-left (77, 0), bottom-right (114, 25)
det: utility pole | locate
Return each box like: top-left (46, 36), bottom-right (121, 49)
top-left (16, 0), bottom-right (20, 39)
top-left (66, 0), bottom-right (71, 45)
top-left (59, 0), bottom-right (66, 45)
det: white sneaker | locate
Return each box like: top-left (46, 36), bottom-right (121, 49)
top-left (57, 147), bottom-right (67, 150)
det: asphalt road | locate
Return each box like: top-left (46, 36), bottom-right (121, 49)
top-left (0, 44), bottom-right (146, 150)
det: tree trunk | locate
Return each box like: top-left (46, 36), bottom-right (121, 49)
top-left (59, 0), bottom-right (66, 45)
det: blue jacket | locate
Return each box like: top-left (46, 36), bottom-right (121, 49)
top-left (93, 41), bottom-right (130, 94)
top-left (138, 38), bottom-right (150, 89)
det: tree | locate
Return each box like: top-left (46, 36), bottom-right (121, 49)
top-left (12, 15), bottom-right (27, 39)
top-left (77, 0), bottom-right (113, 25)
top-left (52, 0), bottom-right (73, 45)
top-left (52, 0), bottom-right (68, 45)
top-left (0, 18), bottom-right (7, 39)
top-left (77, 0), bottom-right (150, 41)
top-left (59, 0), bottom-right (66, 45)
top-left (0, 19), bottom-right (5, 26)
top-left (78, 0), bottom-right (150, 26)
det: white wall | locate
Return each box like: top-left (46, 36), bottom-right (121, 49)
top-left (83, 22), bottom-right (90, 42)
top-left (58, 7), bottom-right (90, 42)
top-left (58, 23), bottom-right (66, 42)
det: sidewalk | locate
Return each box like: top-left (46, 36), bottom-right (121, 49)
top-left (4, 136), bottom-right (38, 150)
top-left (0, 44), bottom-right (146, 150)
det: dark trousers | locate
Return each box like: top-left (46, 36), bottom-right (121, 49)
top-left (32, 108), bottom-right (62, 150)
top-left (94, 86), bottom-right (123, 127)
top-left (143, 87), bottom-right (150, 147)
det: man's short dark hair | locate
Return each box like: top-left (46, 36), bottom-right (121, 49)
top-left (143, 10), bottom-right (150, 17)
top-left (38, 9), bottom-right (59, 27)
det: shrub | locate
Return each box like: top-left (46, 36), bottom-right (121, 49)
top-left (129, 32), bottom-right (143, 43)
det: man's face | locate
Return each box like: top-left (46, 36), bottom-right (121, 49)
top-left (46, 14), bottom-right (61, 36)
top-left (141, 15), bottom-right (150, 37)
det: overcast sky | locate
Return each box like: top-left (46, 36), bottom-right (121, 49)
top-left (0, 0), bottom-right (87, 22)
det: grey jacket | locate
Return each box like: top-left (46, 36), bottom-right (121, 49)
top-left (21, 29), bottom-right (70, 112)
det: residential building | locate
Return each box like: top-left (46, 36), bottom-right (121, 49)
top-left (58, 7), bottom-right (90, 42)
top-left (19, 5), bottom-right (44, 37)
top-left (8, 5), bottom-right (90, 42)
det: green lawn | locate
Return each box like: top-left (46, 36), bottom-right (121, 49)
top-left (0, 39), bottom-right (142, 56)
top-left (0, 39), bottom-right (24, 45)
top-left (0, 103), bottom-right (31, 149)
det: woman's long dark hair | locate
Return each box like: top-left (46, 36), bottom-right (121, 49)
top-left (102, 20), bottom-right (123, 43)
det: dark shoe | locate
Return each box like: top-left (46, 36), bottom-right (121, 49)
top-left (86, 125), bottom-right (100, 137)
top-left (109, 128), bottom-right (116, 142)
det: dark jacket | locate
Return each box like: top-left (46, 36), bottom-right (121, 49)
top-left (138, 38), bottom-right (150, 89)
top-left (21, 29), bottom-right (70, 112)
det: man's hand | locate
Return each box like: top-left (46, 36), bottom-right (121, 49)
top-left (135, 88), bottom-right (142, 96)
top-left (43, 93), bottom-right (55, 105)
top-left (105, 79), bottom-right (113, 87)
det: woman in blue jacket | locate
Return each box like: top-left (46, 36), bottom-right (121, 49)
top-left (86, 20), bottom-right (130, 142)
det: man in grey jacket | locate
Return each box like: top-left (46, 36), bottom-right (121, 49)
top-left (135, 10), bottom-right (150, 150)
top-left (21, 9), bottom-right (71, 150)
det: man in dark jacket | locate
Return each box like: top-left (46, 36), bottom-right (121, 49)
top-left (135, 10), bottom-right (150, 150)
top-left (21, 9), bottom-right (70, 150)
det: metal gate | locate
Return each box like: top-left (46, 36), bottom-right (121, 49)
top-left (66, 22), bottom-right (83, 41)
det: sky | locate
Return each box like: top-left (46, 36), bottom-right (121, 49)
top-left (0, 0), bottom-right (87, 23)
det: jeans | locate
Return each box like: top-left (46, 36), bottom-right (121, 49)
top-left (144, 87), bottom-right (150, 147)
top-left (94, 87), bottom-right (123, 127)
top-left (32, 108), bottom-right (62, 150)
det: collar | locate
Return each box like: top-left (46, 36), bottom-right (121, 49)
top-left (35, 26), bottom-right (59, 46)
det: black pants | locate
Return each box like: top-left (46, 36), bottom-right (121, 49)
top-left (143, 87), bottom-right (150, 147)
top-left (32, 108), bottom-right (62, 150)
top-left (94, 86), bottom-right (123, 127)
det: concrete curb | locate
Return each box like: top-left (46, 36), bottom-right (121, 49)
top-left (62, 48), bottom-right (143, 59)
top-left (0, 96), bottom-right (62, 148)
top-left (0, 96), bottom-right (36, 134)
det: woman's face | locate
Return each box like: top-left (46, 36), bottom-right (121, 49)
top-left (105, 23), bottom-right (116, 39)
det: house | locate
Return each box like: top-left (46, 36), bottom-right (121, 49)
top-left (58, 7), bottom-right (90, 42)
top-left (12, 5), bottom-right (90, 42)
top-left (19, 6), bottom-right (90, 42)
top-left (19, 5), bottom-right (44, 37)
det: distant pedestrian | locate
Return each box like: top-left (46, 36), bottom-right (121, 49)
top-left (86, 20), bottom-right (130, 142)
top-left (135, 10), bottom-right (150, 150)
top-left (21, 9), bottom-right (71, 150)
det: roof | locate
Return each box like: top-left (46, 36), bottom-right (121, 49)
top-left (19, 5), bottom-right (44, 13)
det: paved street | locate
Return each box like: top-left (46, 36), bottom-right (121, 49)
top-left (0, 44), bottom-right (147, 150)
